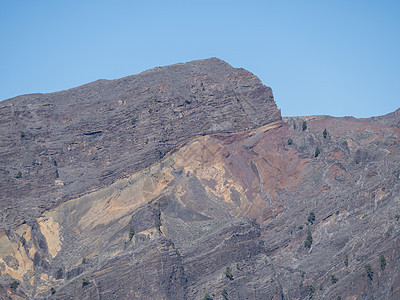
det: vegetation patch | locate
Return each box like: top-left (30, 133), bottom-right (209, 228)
top-left (364, 264), bottom-right (373, 280)
top-left (314, 147), bottom-right (320, 157)
top-left (307, 285), bottom-right (315, 298)
top-left (225, 267), bottom-right (234, 280)
top-left (307, 212), bottom-right (315, 224)
top-left (10, 280), bottom-right (19, 290)
top-left (380, 255), bottom-right (386, 271)
top-left (302, 121), bottom-right (307, 131)
top-left (330, 274), bottom-right (338, 284)
top-left (129, 224), bottom-right (135, 241)
top-left (82, 277), bottom-right (90, 287)
top-left (304, 231), bottom-right (313, 248)
top-left (221, 288), bottom-right (229, 300)
top-left (323, 128), bottom-right (327, 139)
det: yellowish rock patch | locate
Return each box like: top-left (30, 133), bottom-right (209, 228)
top-left (37, 216), bottom-right (62, 258)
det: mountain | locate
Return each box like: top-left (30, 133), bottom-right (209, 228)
top-left (0, 59), bottom-right (399, 299)
top-left (0, 58), bottom-right (280, 231)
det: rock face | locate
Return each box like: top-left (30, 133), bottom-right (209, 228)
top-left (0, 58), bottom-right (281, 230)
top-left (0, 59), bottom-right (400, 300)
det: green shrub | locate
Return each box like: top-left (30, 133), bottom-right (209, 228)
top-left (307, 285), bottom-right (315, 298)
top-left (10, 280), bottom-right (19, 290)
top-left (314, 147), bottom-right (320, 157)
top-left (304, 231), bottom-right (313, 248)
top-left (82, 277), bottom-right (90, 287)
top-left (330, 274), bottom-right (338, 284)
top-left (129, 225), bottom-right (135, 241)
top-left (380, 255), bottom-right (386, 271)
top-left (225, 267), bottom-right (234, 280)
top-left (395, 214), bottom-right (400, 221)
top-left (20, 131), bottom-right (26, 138)
top-left (51, 287), bottom-right (56, 294)
top-left (15, 171), bottom-right (22, 179)
top-left (323, 129), bottom-right (327, 139)
top-left (288, 138), bottom-right (293, 145)
top-left (203, 292), bottom-right (213, 300)
top-left (307, 212), bottom-right (315, 224)
top-left (131, 117), bottom-right (137, 126)
top-left (364, 264), bottom-right (373, 280)
top-left (344, 254), bottom-right (349, 267)
top-left (221, 288), bottom-right (228, 300)
top-left (302, 121), bottom-right (307, 131)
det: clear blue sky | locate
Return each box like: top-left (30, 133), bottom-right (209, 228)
top-left (1, 0), bottom-right (399, 117)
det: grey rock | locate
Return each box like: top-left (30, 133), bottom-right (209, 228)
top-left (0, 57), bottom-right (281, 230)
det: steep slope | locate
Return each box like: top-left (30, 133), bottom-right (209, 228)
top-left (0, 59), bottom-right (399, 300)
top-left (0, 58), bottom-right (281, 231)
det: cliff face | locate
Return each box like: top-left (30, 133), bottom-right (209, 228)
top-left (0, 59), bottom-right (399, 300)
top-left (0, 58), bottom-right (281, 230)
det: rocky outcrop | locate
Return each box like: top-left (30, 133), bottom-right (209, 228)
top-left (0, 58), bottom-right (281, 231)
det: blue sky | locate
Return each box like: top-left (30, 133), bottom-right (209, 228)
top-left (1, 0), bottom-right (399, 117)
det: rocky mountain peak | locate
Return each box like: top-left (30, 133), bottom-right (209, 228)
top-left (0, 58), bottom-right (281, 230)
